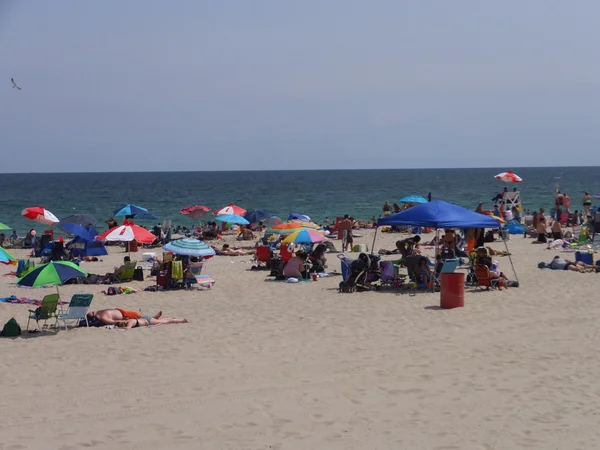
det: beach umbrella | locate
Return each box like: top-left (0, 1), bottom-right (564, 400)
top-left (60, 223), bottom-right (96, 241)
top-left (282, 229), bottom-right (327, 244)
top-left (113, 204), bottom-right (149, 217)
top-left (214, 203), bottom-right (247, 216)
top-left (0, 222), bottom-right (11, 231)
top-left (21, 207), bottom-right (59, 225)
top-left (269, 221), bottom-right (325, 235)
top-left (96, 222), bottom-right (156, 244)
top-left (59, 214), bottom-right (97, 228)
top-left (18, 261), bottom-right (87, 288)
top-left (163, 238), bottom-right (216, 258)
top-left (0, 247), bottom-right (17, 265)
top-left (181, 205), bottom-right (211, 220)
top-left (495, 171), bottom-right (522, 183)
top-left (399, 195), bottom-right (428, 204)
top-left (135, 213), bottom-right (160, 221)
top-left (214, 214), bottom-right (250, 225)
top-left (288, 212), bottom-right (312, 222)
top-left (264, 216), bottom-right (283, 227)
top-left (244, 209), bottom-right (273, 224)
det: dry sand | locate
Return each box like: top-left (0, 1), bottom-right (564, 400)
top-left (1, 230), bottom-right (600, 450)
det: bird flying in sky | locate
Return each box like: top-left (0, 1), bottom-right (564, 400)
top-left (11, 78), bottom-right (21, 90)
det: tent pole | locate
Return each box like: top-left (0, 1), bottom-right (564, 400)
top-left (503, 237), bottom-right (518, 283)
top-left (370, 227), bottom-right (379, 254)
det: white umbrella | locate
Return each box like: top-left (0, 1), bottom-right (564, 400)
top-left (495, 172), bottom-right (522, 183)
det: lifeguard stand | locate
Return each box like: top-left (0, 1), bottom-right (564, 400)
top-left (501, 191), bottom-right (522, 212)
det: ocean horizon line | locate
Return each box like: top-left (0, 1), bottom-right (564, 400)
top-left (0, 165), bottom-right (597, 175)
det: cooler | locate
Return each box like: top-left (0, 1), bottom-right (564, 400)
top-left (575, 251), bottom-right (593, 265)
top-left (440, 272), bottom-right (465, 309)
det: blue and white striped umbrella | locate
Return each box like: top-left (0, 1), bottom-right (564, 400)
top-left (163, 239), bottom-right (216, 257)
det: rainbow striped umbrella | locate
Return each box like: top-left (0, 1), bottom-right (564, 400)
top-left (163, 238), bottom-right (216, 257)
top-left (282, 229), bottom-right (328, 244)
top-left (268, 220), bottom-right (324, 235)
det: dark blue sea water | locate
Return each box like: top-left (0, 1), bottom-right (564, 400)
top-left (1, 167), bottom-right (598, 233)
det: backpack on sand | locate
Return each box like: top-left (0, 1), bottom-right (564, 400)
top-left (1, 318), bottom-right (22, 337)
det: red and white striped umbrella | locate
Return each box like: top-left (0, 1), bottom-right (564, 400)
top-left (494, 171), bottom-right (522, 183)
top-left (96, 223), bottom-right (156, 244)
top-left (181, 205), bottom-right (211, 220)
top-left (21, 207), bottom-right (59, 225)
top-left (213, 203), bottom-right (247, 216)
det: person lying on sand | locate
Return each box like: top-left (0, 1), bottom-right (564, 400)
top-left (549, 256), bottom-right (598, 272)
top-left (212, 244), bottom-right (253, 256)
top-left (87, 308), bottom-right (163, 325)
top-left (114, 315), bottom-right (188, 328)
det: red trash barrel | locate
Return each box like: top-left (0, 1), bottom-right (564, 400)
top-left (440, 272), bottom-right (465, 309)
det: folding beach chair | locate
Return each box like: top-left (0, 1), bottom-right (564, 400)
top-left (57, 294), bottom-right (94, 329)
top-left (432, 258), bottom-right (459, 289)
top-left (474, 265), bottom-right (499, 291)
top-left (280, 244), bottom-right (293, 262)
top-left (27, 294), bottom-right (59, 331)
top-left (116, 261), bottom-right (137, 282)
top-left (254, 246), bottom-right (272, 269)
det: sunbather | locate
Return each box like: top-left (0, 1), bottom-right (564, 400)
top-left (115, 315), bottom-right (188, 328)
top-left (549, 255), bottom-right (598, 272)
top-left (87, 308), bottom-right (164, 325)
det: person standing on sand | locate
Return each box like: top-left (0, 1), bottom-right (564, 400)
top-left (583, 192), bottom-right (592, 214)
top-left (337, 215), bottom-right (353, 251)
top-left (382, 201), bottom-right (392, 217)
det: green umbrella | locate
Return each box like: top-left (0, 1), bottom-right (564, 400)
top-left (0, 222), bottom-right (11, 231)
top-left (17, 261), bottom-right (87, 287)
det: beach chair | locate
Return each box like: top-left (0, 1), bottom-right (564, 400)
top-left (433, 258), bottom-right (459, 288)
top-left (474, 265), bottom-right (499, 291)
top-left (254, 246), bottom-right (271, 269)
top-left (116, 261), bottom-right (137, 282)
top-left (27, 294), bottom-right (59, 330)
top-left (280, 244), bottom-right (293, 262)
top-left (378, 260), bottom-right (405, 289)
top-left (57, 294), bottom-right (94, 329)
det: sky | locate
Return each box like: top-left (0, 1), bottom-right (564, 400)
top-left (2, 0), bottom-right (600, 172)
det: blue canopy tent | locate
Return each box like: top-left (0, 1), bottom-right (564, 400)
top-left (377, 200), bottom-right (500, 228)
top-left (374, 200), bottom-right (517, 282)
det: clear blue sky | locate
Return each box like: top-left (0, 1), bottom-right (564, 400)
top-left (2, 0), bottom-right (600, 172)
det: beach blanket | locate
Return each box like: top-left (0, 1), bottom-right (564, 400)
top-left (0, 296), bottom-right (68, 306)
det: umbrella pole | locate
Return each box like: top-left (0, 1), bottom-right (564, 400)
top-left (370, 227), bottom-right (379, 255)
top-left (503, 238), bottom-right (518, 283)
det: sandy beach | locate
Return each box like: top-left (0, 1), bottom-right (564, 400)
top-left (1, 229), bottom-right (600, 450)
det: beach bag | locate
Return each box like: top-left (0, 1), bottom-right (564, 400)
top-left (133, 266), bottom-right (144, 281)
top-left (1, 318), bottom-right (22, 337)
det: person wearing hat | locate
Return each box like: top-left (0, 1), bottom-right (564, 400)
top-left (50, 236), bottom-right (66, 261)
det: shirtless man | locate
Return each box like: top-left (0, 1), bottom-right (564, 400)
top-left (86, 308), bottom-right (163, 325)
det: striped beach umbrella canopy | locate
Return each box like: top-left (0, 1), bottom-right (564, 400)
top-left (17, 261), bottom-right (87, 287)
top-left (268, 221), bottom-right (325, 235)
top-left (282, 229), bottom-right (328, 244)
top-left (495, 171), bottom-right (522, 183)
top-left (96, 222), bottom-right (156, 244)
top-left (21, 207), bottom-right (59, 225)
top-left (214, 214), bottom-right (249, 225)
top-left (163, 238), bottom-right (216, 257)
top-left (0, 247), bottom-right (17, 265)
top-left (214, 203), bottom-right (247, 216)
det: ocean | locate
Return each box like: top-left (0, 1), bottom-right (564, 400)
top-left (1, 167), bottom-right (598, 233)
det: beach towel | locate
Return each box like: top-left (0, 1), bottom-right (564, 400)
top-left (0, 296), bottom-right (67, 306)
top-left (171, 261), bottom-right (183, 280)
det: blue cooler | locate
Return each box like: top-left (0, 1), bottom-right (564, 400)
top-left (575, 251), bottom-right (593, 265)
